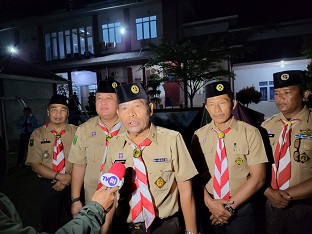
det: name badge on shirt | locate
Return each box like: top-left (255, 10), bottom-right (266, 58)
top-left (114, 159), bottom-right (126, 164)
top-left (267, 130), bottom-right (274, 138)
top-left (41, 138), bottom-right (50, 144)
top-left (153, 158), bottom-right (168, 163)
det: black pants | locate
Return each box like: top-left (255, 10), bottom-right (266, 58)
top-left (38, 178), bottom-right (72, 233)
top-left (265, 199), bottom-right (312, 234)
top-left (17, 133), bottom-right (31, 165)
top-left (113, 214), bottom-right (181, 234)
top-left (197, 201), bottom-right (255, 234)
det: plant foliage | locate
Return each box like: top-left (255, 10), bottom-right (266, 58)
top-left (236, 86), bottom-right (262, 107)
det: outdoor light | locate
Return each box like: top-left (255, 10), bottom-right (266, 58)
top-left (120, 27), bottom-right (125, 34)
top-left (280, 60), bottom-right (284, 68)
top-left (8, 46), bottom-right (17, 54)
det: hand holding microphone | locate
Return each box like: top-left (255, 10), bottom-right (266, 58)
top-left (91, 186), bottom-right (119, 213)
top-left (100, 162), bottom-right (126, 189)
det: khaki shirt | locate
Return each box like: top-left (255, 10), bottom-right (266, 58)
top-left (193, 117), bottom-right (268, 196)
top-left (105, 123), bottom-right (198, 222)
top-left (68, 116), bottom-right (125, 203)
top-left (261, 106), bottom-right (312, 187)
top-left (26, 123), bottom-right (77, 173)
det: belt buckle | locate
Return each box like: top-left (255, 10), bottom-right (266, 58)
top-left (134, 223), bottom-right (141, 230)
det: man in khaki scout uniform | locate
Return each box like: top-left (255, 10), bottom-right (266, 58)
top-left (190, 81), bottom-right (267, 234)
top-left (26, 94), bottom-right (77, 233)
top-left (69, 80), bottom-right (125, 218)
top-left (261, 70), bottom-right (312, 234)
top-left (102, 82), bottom-right (199, 234)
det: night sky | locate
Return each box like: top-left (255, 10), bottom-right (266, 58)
top-left (0, 0), bottom-right (310, 25)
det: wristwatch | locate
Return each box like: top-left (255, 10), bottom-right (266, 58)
top-left (224, 204), bottom-right (236, 213)
top-left (71, 197), bottom-right (81, 204)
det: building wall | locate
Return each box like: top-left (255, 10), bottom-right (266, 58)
top-left (233, 58), bottom-right (310, 119)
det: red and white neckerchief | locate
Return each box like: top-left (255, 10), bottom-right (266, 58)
top-left (130, 138), bottom-right (155, 230)
top-left (213, 127), bottom-right (231, 199)
top-left (51, 129), bottom-right (66, 174)
top-left (96, 121), bottom-right (122, 190)
top-left (271, 119), bottom-right (299, 190)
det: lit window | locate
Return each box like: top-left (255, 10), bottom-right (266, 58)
top-left (45, 26), bottom-right (93, 61)
top-left (259, 81), bottom-right (274, 101)
top-left (260, 87), bottom-right (267, 101)
top-left (102, 22), bottom-right (121, 43)
top-left (136, 15), bottom-right (157, 40)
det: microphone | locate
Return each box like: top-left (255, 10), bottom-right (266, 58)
top-left (100, 162), bottom-right (126, 189)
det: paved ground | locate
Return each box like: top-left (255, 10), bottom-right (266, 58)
top-left (1, 151), bottom-right (42, 230)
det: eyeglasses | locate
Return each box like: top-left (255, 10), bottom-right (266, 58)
top-left (293, 138), bottom-right (301, 162)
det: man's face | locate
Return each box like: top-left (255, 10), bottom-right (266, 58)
top-left (48, 104), bottom-right (68, 125)
top-left (274, 85), bottom-right (304, 118)
top-left (205, 94), bottom-right (235, 127)
top-left (95, 92), bottom-right (118, 120)
top-left (117, 99), bottom-right (153, 135)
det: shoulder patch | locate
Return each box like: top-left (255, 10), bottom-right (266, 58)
top-left (73, 135), bottom-right (78, 145)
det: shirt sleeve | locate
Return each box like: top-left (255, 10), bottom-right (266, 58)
top-left (172, 133), bottom-right (198, 182)
top-left (0, 193), bottom-right (40, 234)
top-left (68, 126), bottom-right (86, 164)
top-left (26, 129), bottom-right (43, 164)
top-left (55, 201), bottom-right (105, 234)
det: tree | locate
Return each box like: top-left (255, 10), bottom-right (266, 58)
top-left (236, 86), bottom-right (262, 107)
top-left (147, 73), bottom-right (162, 108)
top-left (142, 34), bottom-right (256, 107)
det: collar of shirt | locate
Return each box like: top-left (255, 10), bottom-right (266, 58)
top-left (274, 106), bottom-right (310, 123)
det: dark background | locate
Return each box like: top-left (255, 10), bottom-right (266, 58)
top-left (0, 0), bottom-right (310, 25)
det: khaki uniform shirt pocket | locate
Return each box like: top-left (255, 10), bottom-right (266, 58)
top-left (147, 161), bottom-right (174, 193)
top-left (85, 141), bottom-right (105, 163)
top-left (228, 143), bottom-right (250, 194)
top-left (298, 139), bottom-right (312, 168)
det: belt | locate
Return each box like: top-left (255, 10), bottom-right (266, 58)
top-left (128, 213), bottom-right (179, 230)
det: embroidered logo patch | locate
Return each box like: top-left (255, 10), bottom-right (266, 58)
top-left (92, 131), bottom-right (96, 136)
top-left (235, 157), bottom-right (243, 165)
top-left (131, 85), bottom-right (140, 94)
top-left (299, 153), bottom-right (310, 163)
top-left (112, 82), bottom-right (118, 88)
top-left (73, 135), bottom-right (78, 145)
top-left (216, 84), bottom-right (224, 91)
top-left (118, 153), bottom-right (124, 159)
top-left (281, 73), bottom-right (289, 80)
top-left (155, 177), bottom-right (166, 189)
